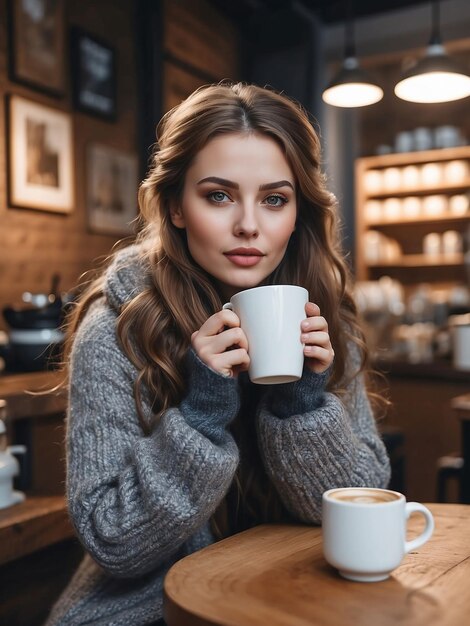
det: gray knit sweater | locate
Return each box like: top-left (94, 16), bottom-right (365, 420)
top-left (45, 245), bottom-right (390, 626)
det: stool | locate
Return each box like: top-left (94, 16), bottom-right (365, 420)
top-left (436, 453), bottom-right (464, 503)
top-left (381, 429), bottom-right (405, 494)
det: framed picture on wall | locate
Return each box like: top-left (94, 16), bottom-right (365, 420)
top-left (8, 0), bottom-right (66, 95)
top-left (86, 144), bottom-right (138, 235)
top-left (7, 95), bottom-right (74, 213)
top-left (71, 28), bottom-right (117, 120)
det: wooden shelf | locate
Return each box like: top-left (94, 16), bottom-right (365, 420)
top-left (355, 145), bottom-right (470, 284)
top-left (358, 145), bottom-right (470, 168)
top-left (364, 180), bottom-right (470, 199)
top-left (366, 214), bottom-right (470, 228)
top-left (367, 253), bottom-right (464, 268)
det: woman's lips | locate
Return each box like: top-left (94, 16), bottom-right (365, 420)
top-left (224, 248), bottom-right (264, 267)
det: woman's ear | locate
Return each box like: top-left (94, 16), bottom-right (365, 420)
top-left (169, 204), bottom-right (186, 229)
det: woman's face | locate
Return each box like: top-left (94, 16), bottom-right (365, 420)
top-left (171, 132), bottom-right (297, 299)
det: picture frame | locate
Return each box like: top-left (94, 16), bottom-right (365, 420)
top-left (8, 0), bottom-right (66, 95)
top-left (71, 28), bottom-right (117, 120)
top-left (86, 144), bottom-right (138, 235)
top-left (7, 95), bottom-right (74, 214)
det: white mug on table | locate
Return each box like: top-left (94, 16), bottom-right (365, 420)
top-left (322, 487), bottom-right (434, 582)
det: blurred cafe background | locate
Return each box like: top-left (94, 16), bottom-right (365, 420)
top-left (0, 1), bottom-right (469, 623)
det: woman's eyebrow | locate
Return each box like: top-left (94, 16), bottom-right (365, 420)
top-left (197, 177), bottom-right (294, 191)
top-left (197, 176), bottom-right (239, 188)
top-left (259, 180), bottom-right (294, 191)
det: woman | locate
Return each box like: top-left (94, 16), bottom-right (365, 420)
top-left (46, 82), bottom-right (390, 626)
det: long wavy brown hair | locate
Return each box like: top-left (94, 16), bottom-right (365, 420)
top-left (64, 82), bottom-right (370, 536)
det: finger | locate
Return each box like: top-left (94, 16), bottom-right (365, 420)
top-left (301, 315), bottom-right (328, 332)
top-left (205, 326), bottom-right (248, 355)
top-left (199, 309), bottom-right (241, 337)
top-left (305, 301), bottom-right (320, 316)
top-left (212, 348), bottom-right (250, 377)
top-left (304, 344), bottom-right (334, 364)
top-left (301, 331), bottom-right (331, 347)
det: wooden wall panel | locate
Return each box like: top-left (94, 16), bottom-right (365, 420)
top-left (0, 0), bottom-right (241, 335)
top-left (164, 0), bottom-right (239, 81)
top-left (163, 61), bottom-right (208, 113)
top-left (0, 0), bottom-right (138, 330)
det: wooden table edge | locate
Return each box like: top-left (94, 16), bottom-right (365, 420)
top-left (0, 495), bottom-right (74, 566)
top-left (163, 505), bottom-right (470, 626)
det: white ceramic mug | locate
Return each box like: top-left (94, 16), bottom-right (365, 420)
top-left (223, 285), bottom-right (308, 384)
top-left (322, 487), bottom-right (434, 582)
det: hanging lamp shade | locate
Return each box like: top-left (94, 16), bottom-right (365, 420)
top-left (322, 57), bottom-right (384, 107)
top-left (394, 43), bottom-right (470, 103)
top-left (394, 2), bottom-right (470, 103)
top-left (322, 2), bottom-right (383, 108)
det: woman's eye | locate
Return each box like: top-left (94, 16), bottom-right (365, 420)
top-left (265, 194), bottom-right (287, 207)
top-left (208, 191), bottom-right (230, 203)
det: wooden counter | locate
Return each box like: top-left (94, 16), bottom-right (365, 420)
top-left (0, 371), bottom-right (68, 495)
top-left (377, 359), bottom-right (469, 503)
top-left (0, 495), bottom-right (74, 566)
top-left (0, 378), bottom-right (78, 625)
top-left (0, 370), bottom-right (64, 395)
top-left (0, 495), bottom-right (82, 626)
top-left (451, 393), bottom-right (470, 412)
top-left (0, 370), bottom-right (66, 420)
top-left (376, 357), bottom-right (470, 382)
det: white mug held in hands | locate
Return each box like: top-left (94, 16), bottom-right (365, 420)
top-left (322, 487), bottom-right (434, 582)
top-left (223, 285), bottom-right (308, 384)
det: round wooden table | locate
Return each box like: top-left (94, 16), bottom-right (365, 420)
top-left (164, 503), bottom-right (470, 626)
top-left (452, 393), bottom-right (470, 503)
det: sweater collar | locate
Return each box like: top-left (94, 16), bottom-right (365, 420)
top-left (104, 244), bottom-right (149, 312)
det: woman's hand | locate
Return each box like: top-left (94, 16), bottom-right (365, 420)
top-left (301, 302), bottom-right (334, 374)
top-left (191, 309), bottom-right (250, 378)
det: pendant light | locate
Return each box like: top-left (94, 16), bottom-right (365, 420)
top-left (394, 1), bottom-right (470, 103)
top-left (322, 1), bottom-right (383, 108)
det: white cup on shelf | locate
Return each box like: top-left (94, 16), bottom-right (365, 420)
top-left (383, 167), bottom-right (402, 191)
top-left (402, 196), bottom-right (422, 219)
top-left (364, 200), bottom-right (383, 223)
top-left (434, 126), bottom-right (463, 149)
top-left (442, 230), bottom-right (463, 257)
top-left (363, 231), bottom-right (382, 264)
top-left (376, 144), bottom-right (393, 156)
top-left (422, 195), bottom-right (447, 217)
top-left (449, 314), bottom-right (470, 371)
top-left (395, 131), bottom-right (414, 153)
top-left (384, 238), bottom-right (402, 262)
top-left (444, 160), bottom-right (469, 184)
top-left (402, 165), bottom-right (420, 189)
top-left (383, 198), bottom-right (402, 221)
top-left (413, 127), bottom-right (434, 151)
top-left (449, 194), bottom-right (469, 216)
top-left (423, 232), bottom-right (441, 257)
top-left (364, 170), bottom-right (383, 194)
top-left (420, 162), bottom-right (443, 187)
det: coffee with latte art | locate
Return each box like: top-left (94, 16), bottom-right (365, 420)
top-left (328, 488), bottom-right (400, 504)
top-left (322, 486), bottom-right (434, 582)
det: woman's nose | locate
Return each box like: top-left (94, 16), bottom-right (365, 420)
top-left (233, 205), bottom-right (259, 238)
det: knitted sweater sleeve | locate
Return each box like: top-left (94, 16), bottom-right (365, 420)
top-left (66, 301), bottom-right (239, 579)
top-left (257, 351), bottom-right (391, 525)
